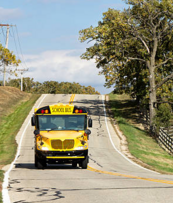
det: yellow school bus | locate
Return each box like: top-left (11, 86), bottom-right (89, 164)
top-left (31, 103), bottom-right (92, 169)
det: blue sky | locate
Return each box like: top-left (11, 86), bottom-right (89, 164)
top-left (0, 0), bottom-right (127, 94)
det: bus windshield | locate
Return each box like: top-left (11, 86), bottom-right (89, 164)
top-left (38, 115), bottom-right (87, 131)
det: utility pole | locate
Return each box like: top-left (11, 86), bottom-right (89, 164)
top-left (16, 68), bottom-right (28, 91)
top-left (0, 24), bottom-right (10, 86)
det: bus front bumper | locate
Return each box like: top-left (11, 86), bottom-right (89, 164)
top-left (35, 149), bottom-right (88, 163)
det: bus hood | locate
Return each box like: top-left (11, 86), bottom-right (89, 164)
top-left (40, 130), bottom-right (84, 140)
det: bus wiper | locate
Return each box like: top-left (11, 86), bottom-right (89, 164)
top-left (67, 128), bottom-right (79, 131)
top-left (46, 128), bottom-right (59, 132)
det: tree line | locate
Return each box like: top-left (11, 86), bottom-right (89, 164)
top-left (79, 0), bottom-right (173, 130)
top-left (1, 77), bottom-right (100, 95)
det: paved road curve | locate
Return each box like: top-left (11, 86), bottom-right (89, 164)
top-left (3, 94), bottom-right (173, 203)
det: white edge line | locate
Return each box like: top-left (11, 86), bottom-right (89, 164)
top-left (2, 94), bottom-right (47, 203)
top-left (102, 95), bottom-right (159, 174)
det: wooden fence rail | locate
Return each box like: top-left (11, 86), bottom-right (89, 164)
top-left (139, 107), bottom-right (173, 154)
top-left (157, 128), bottom-right (173, 154)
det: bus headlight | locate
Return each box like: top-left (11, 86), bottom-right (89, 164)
top-left (41, 146), bottom-right (49, 151)
top-left (75, 146), bottom-right (87, 150)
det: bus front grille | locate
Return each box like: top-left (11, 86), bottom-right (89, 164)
top-left (51, 139), bottom-right (74, 149)
top-left (51, 140), bottom-right (62, 149)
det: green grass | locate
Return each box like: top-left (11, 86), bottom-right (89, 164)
top-left (109, 93), bottom-right (173, 174)
top-left (0, 94), bottom-right (40, 202)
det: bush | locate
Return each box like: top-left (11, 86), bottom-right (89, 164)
top-left (154, 103), bottom-right (172, 131)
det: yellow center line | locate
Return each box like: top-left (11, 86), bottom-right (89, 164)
top-left (69, 94), bottom-right (75, 104)
top-left (87, 166), bottom-right (173, 185)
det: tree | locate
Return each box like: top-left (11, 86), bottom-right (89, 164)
top-left (0, 43), bottom-right (21, 82)
top-left (7, 78), bottom-right (20, 89)
top-left (154, 103), bottom-right (172, 132)
top-left (79, 0), bottom-right (173, 130)
top-left (8, 77), bottom-right (36, 92)
top-left (41, 81), bottom-right (60, 94)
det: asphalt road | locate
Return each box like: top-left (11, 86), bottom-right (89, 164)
top-left (3, 94), bottom-right (173, 203)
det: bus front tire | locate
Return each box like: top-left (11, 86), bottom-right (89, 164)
top-left (81, 156), bottom-right (88, 169)
top-left (37, 161), bottom-right (44, 169)
top-left (35, 155), bottom-right (38, 168)
top-left (35, 155), bottom-right (46, 169)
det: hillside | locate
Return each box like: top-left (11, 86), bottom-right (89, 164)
top-left (0, 87), bottom-right (31, 121)
top-left (0, 87), bottom-right (40, 202)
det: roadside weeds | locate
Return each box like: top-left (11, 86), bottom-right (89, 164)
top-left (0, 91), bottom-right (40, 203)
top-left (107, 93), bottom-right (173, 174)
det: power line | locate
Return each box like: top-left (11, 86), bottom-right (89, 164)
top-left (10, 26), bottom-right (24, 69)
top-left (1, 27), bottom-right (6, 44)
top-left (10, 28), bottom-right (20, 57)
top-left (0, 24), bottom-right (29, 86)
top-left (14, 25), bottom-right (28, 70)
top-left (11, 26), bottom-right (29, 91)
top-left (0, 24), bottom-right (10, 86)
top-left (10, 26), bottom-right (27, 70)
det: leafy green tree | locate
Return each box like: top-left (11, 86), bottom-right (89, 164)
top-left (31, 81), bottom-right (42, 93)
top-left (0, 43), bottom-right (21, 83)
top-left (22, 77), bottom-right (35, 92)
top-left (41, 81), bottom-right (60, 94)
top-left (154, 103), bottom-right (172, 132)
top-left (8, 77), bottom-right (36, 92)
top-left (7, 78), bottom-right (20, 89)
top-left (79, 0), bottom-right (173, 130)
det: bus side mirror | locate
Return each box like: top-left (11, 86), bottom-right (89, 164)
top-left (34, 129), bottom-right (40, 136)
top-left (31, 116), bottom-right (35, 126)
top-left (85, 129), bottom-right (91, 135)
top-left (88, 118), bottom-right (92, 128)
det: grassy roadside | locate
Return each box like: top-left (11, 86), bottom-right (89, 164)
top-left (0, 92), bottom-right (40, 203)
top-left (109, 93), bottom-right (173, 174)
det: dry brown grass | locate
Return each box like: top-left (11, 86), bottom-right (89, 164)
top-left (0, 87), bottom-right (34, 200)
top-left (0, 86), bottom-right (30, 121)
